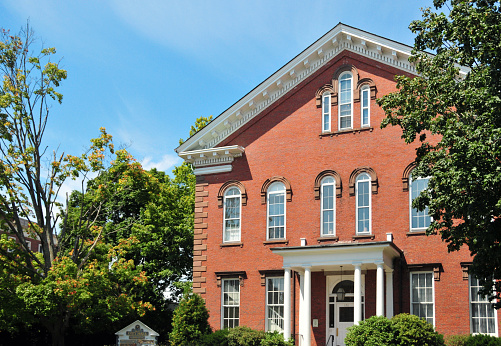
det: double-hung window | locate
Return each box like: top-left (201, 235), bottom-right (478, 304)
top-left (339, 72), bottom-right (353, 130)
top-left (410, 272), bottom-right (434, 325)
top-left (356, 173), bottom-right (371, 234)
top-left (223, 187), bottom-right (241, 242)
top-left (361, 85), bottom-right (370, 127)
top-left (321, 176), bottom-right (335, 236)
top-left (266, 277), bottom-right (285, 332)
top-left (410, 175), bottom-right (431, 232)
top-left (222, 279), bottom-right (240, 329)
top-left (267, 182), bottom-right (286, 239)
top-left (470, 275), bottom-right (497, 335)
top-left (322, 92), bottom-right (331, 132)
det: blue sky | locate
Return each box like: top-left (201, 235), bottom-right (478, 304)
top-left (1, 0), bottom-right (434, 177)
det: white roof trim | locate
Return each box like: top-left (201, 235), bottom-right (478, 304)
top-left (175, 23), bottom-right (468, 156)
top-left (179, 145), bottom-right (244, 167)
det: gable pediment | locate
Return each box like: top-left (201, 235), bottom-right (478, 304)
top-left (175, 23), bottom-right (418, 158)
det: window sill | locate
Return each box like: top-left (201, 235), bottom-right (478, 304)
top-left (317, 236), bottom-right (339, 243)
top-left (220, 242), bottom-right (243, 248)
top-left (406, 230), bottom-right (436, 236)
top-left (319, 127), bottom-right (373, 138)
top-left (263, 239), bottom-right (289, 246)
top-left (352, 234), bottom-right (375, 240)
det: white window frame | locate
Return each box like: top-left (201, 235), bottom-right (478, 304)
top-left (25, 240), bottom-right (31, 252)
top-left (321, 176), bottom-right (336, 236)
top-left (338, 72), bottom-right (353, 130)
top-left (38, 243), bottom-right (43, 253)
top-left (223, 186), bottom-right (241, 243)
top-left (409, 174), bottom-right (432, 232)
top-left (267, 182), bottom-right (286, 240)
top-left (322, 92), bottom-right (331, 133)
top-left (221, 278), bottom-right (240, 329)
top-left (266, 276), bottom-right (285, 332)
top-left (469, 274), bottom-right (498, 335)
top-left (361, 85), bottom-right (370, 127)
top-left (355, 173), bottom-right (371, 235)
top-left (410, 272), bottom-right (435, 326)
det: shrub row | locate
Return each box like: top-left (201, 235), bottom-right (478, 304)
top-left (445, 334), bottom-right (501, 346)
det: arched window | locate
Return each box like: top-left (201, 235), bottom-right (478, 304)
top-left (224, 186), bottom-right (241, 242)
top-left (322, 91), bottom-right (331, 133)
top-left (267, 182), bottom-right (286, 240)
top-left (356, 173), bottom-right (371, 234)
top-left (321, 176), bottom-right (336, 236)
top-left (409, 174), bottom-right (431, 232)
top-left (360, 85), bottom-right (370, 127)
top-left (339, 72), bottom-right (353, 130)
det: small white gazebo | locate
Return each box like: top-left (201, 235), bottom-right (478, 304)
top-left (115, 320), bottom-right (159, 345)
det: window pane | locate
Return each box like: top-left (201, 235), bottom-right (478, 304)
top-left (410, 177), bottom-right (431, 230)
top-left (267, 277), bottom-right (284, 332)
top-left (411, 273), bottom-right (434, 325)
top-left (470, 275), bottom-right (496, 334)
top-left (223, 279), bottom-right (240, 329)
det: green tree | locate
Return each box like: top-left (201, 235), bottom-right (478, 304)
top-left (169, 293), bottom-right (211, 346)
top-left (377, 0), bottom-right (501, 304)
top-left (0, 25), bottom-right (152, 346)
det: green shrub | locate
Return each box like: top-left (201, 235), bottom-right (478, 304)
top-left (227, 326), bottom-right (265, 346)
top-left (345, 314), bottom-right (444, 346)
top-left (464, 334), bottom-right (501, 346)
top-left (391, 313), bottom-right (444, 346)
top-left (444, 334), bottom-right (469, 346)
top-left (169, 293), bottom-right (212, 346)
top-left (261, 331), bottom-right (294, 346)
top-left (200, 328), bottom-right (230, 346)
top-left (345, 315), bottom-right (399, 346)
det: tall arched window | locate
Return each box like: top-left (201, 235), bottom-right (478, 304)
top-left (321, 176), bottom-right (335, 236)
top-left (360, 85), bottom-right (370, 127)
top-left (356, 173), bottom-right (371, 234)
top-left (267, 182), bottom-right (286, 240)
top-left (409, 174), bottom-right (431, 232)
top-left (224, 186), bottom-right (241, 242)
top-left (339, 72), bottom-right (353, 130)
top-left (322, 91), bottom-right (331, 133)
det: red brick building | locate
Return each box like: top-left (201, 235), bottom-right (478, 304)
top-left (175, 23), bottom-right (499, 345)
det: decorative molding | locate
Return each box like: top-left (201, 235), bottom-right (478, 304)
top-left (179, 145), bottom-right (244, 168)
top-left (261, 176), bottom-right (293, 204)
top-left (317, 236), bottom-right (339, 243)
top-left (193, 165), bottom-right (232, 176)
top-left (330, 64), bottom-right (360, 106)
top-left (354, 78), bottom-right (377, 102)
top-left (461, 262), bottom-right (472, 280)
top-left (263, 239), bottom-right (289, 246)
top-left (220, 242), bottom-right (243, 248)
top-left (217, 181), bottom-right (248, 208)
top-left (408, 263), bottom-right (442, 281)
top-left (352, 234), bottom-right (375, 240)
top-left (349, 167), bottom-right (378, 195)
top-left (175, 23), bottom-right (437, 156)
top-left (258, 269), bottom-right (285, 286)
top-left (402, 162), bottom-right (417, 191)
top-left (314, 170), bottom-right (342, 199)
top-left (315, 84), bottom-right (335, 108)
top-left (215, 271), bottom-right (247, 287)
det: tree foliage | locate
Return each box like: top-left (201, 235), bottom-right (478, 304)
top-left (169, 293), bottom-right (211, 346)
top-left (377, 0), bottom-right (501, 304)
top-left (0, 25), bottom-right (153, 346)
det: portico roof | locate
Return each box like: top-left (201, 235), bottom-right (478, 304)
top-left (270, 241), bottom-right (401, 273)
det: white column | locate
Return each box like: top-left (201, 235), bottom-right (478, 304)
top-left (354, 263), bottom-right (362, 324)
top-left (299, 271), bottom-right (305, 342)
top-left (304, 266), bottom-right (312, 346)
top-left (385, 269), bottom-right (394, 318)
top-left (283, 268), bottom-right (291, 341)
top-left (376, 262), bottom-right (384, 316)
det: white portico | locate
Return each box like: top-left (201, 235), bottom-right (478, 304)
top-left (271, 241), bottom-right (401, 346)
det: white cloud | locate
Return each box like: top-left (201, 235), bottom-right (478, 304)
top-left (141, 154), bottom-right (180, 172)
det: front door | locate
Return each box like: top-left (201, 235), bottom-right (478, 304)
top-left (327, 276), bottom-right (364, 346)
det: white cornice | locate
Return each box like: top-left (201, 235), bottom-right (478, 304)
top-left (175, 23), bottom-right (468, 156)
top-left (179, 145), bottom-right (244, 169)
